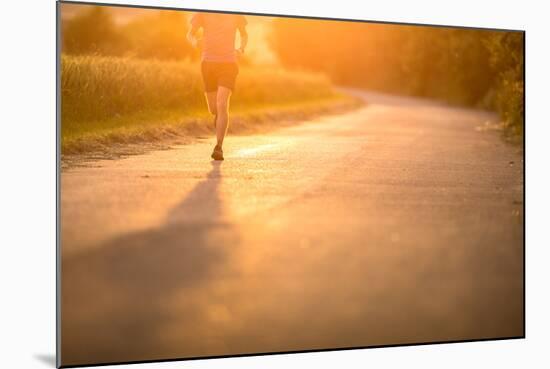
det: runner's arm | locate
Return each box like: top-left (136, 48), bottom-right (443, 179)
top-left (187, 24), bottom-right (200, 48)
top-left (237, 24), bottom-right (248, 53)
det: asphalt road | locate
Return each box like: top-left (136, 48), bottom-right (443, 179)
top-left (60, 90), bottom-right (524, 366)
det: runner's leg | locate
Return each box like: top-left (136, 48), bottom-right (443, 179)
top-left (215, 86), bottom-right (232, 147)
top-left (205, 91), bottom-right (218, 115)
top-left (205, 91), bottom-right (218, 128)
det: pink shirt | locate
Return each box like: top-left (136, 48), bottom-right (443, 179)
top-left (191, 13), bottom-right (247, 62)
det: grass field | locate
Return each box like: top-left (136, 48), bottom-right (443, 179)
top-left (61, 55), bottom-right (359, 155)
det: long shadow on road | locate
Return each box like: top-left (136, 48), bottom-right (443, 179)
top-left (61, 161), bottom-right (239, 366)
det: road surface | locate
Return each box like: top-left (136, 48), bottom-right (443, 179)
top-left (60, 90), bottom-right (524, 366)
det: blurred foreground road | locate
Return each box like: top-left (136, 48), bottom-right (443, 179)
top-left (61, 90), bottom-right (524, 366)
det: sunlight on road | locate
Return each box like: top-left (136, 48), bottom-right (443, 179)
top-left (234, 143), bottom-right (279, 157)
top-left (60, 92), bottom-right (524, 364)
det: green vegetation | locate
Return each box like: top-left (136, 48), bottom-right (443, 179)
top-left (271, 20), bottom-right (524, 137)
top-left (484, 32), bottom-right (524, 137)
top-left (61, 55), bottom-right (356, 154)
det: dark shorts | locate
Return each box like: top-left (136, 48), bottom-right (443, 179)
top-left (201, 61), bottom-right (239, 93)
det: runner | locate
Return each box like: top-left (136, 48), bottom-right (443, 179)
top-left (187, 12), bottom-right (248, 160)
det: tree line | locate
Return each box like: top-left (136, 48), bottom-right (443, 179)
top-left (270, 18), bottom-right (524, 136)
